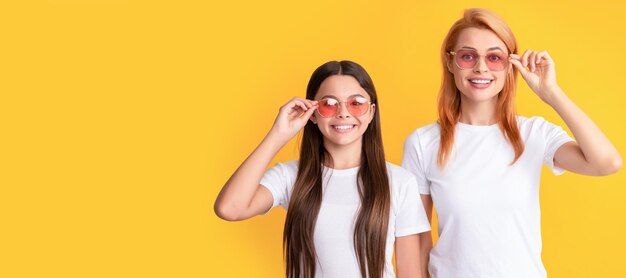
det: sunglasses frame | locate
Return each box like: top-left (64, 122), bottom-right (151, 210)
top-left (448, 50), bottom-right (510, 71)
top-left (315, 96), bottom-right (373, 118)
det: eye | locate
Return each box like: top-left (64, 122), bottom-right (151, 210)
top-left (460, 53), bottom-right (476, 61)
top-left (350, 97), bottom-right (368, 106)
top-left (323, 99), bottom-right (338, 106)
top-left (351, 101), bottom-right (363, 106)
top-left (487, 54), bottom-right (502, 62)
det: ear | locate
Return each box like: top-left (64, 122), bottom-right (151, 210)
top-left (369, 103), bottom-right (376, 121)
top-left (310, 113), bottom-right (317, 124)
top-left (445, 54), bottom-right (453, 73)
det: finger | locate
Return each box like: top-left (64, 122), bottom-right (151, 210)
top-left (521, 49), bottom-right (532, 68)
top-left (509, 53), bottom-right (521, 60)
top-left (542, 50), bottom-right (553, 62)
top-left (509, 58), bottom-right (530, 78)
top-left (285, 106), bottom-right (303, 120)
top-left (529, 51), bottom-right (537, 72)
top-left (281, 97), bottom-right (298, 111)
top-left (304, 99), bottom-right (318, 108)
top-left (294, 97), bottom-right (315, 109)
top-left (292, 100), bottom-right (309, 112)
top-left (300, 104), bottom-right (317, 120)
top-left (535, 52), bottom-right (546, 67)
top-left (536, 50), bottom-right (551, 66)
top-left (280, 99), bottom-right (305, 116)
top-left (296, 100), bottom-right (318, 117)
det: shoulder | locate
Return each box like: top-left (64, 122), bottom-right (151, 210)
top-left (281, 160), bottom-right (299, 170)
top-left (405, 122), bottom-right (440, 147)
top-left (385, 162), bottom-right (418, 188)
top-left (517, 115), bottom-right (554, 127)
top-left (270, 160), bottom-right (299, 176)
top-left (407, 122), bottom-right (440, 140)
top-left (516, 115), bottom-right (562, 132)
top-left (385, 162), bottom-right (420, 207)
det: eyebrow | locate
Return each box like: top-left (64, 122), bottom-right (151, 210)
top-left (459, 46), bottom-right (506, 52)
top-left (319, 93), bottom-right (367, 99)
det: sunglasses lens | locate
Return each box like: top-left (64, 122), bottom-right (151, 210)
top-left (455, 50), bottom-right (508, 71)
top-left (317, 98), bottom-right (338, 117)
top-left (347, 97), bottom-right (369, 116)
top-left (485, 53), bottom-right (508, 71)
top-left (455, 50), bottom-right (478, 69)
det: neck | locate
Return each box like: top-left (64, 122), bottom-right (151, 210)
top-left (459, 96), bottom-right (498, 125)
top-left (323, 140), bottom-right (362, 169)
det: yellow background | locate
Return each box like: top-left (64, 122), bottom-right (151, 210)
top-left (1, 0), bottom-right (625, 277)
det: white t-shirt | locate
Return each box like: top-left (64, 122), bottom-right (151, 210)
top-left (260, 161), bottom-right (431, 278)
top-left (401, 116), bottom-right (574, 278)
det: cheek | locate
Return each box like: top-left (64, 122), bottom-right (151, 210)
top-left (315, 119), bottom-right (328, 131)
top-left (453, 71), bottom-right (469, 92)
top-left (454, 74), bottom-right (465, 87)
top-left (494, 73), bottom-right (507, 91)
top-left (358, 115), bottom-right (374, 130)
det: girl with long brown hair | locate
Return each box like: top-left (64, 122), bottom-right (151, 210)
top-left (402, 8), bottom-right (622, 278)
top-left (215, 60), bottom-right (431, 278)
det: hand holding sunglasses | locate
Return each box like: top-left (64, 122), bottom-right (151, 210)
top-left (269, 97), bottom-right (318, 143)
top-left (509, 49), bottom-right (560, 105)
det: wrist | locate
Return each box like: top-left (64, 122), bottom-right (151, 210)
top-left (542, 85), bottom-right (566, 106)
top-left (547, 89), bottom-right (571, 110)
top-left (265, 128), bottom-right (292, 149)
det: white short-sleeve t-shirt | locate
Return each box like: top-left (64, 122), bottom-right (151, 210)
top-left (260, 161), bottom-right (431, 278)
top-left (402, 116), bottom-right (574, 278)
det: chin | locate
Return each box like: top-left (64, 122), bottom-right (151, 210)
top-left (326, 137), bottom-right (359, 146)
top-left (460, 91), bottom-right (497, 102)
top-left (321, 132), bottom-right (365, 149)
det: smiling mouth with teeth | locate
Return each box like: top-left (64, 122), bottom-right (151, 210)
top-left (333, 125), bottom-right (354, 129)
top-left (332, 125), bottom-right (356, 131)
top-left (469, 79), bottom-right (492, 84)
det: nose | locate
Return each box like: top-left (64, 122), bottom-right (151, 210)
top-left (473, 56), bottom-right (489, 73)
top-left (336, 102), bottom-right (351, 118)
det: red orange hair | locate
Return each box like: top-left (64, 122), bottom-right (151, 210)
top-left (437, 8), bottom-right (524, 167)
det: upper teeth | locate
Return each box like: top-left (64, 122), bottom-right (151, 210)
top-left (334, 125), bottom-right (353, 130)
top-left (470, 79), bottom-right (491, 84)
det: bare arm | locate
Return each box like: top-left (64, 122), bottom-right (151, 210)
top-left (395, 234), bottom-right (421, 278)
top-left (214, 98), bottom-right (318, 221)
top-left (418, 194), bottom-right (433, 278)
top-left (510, 50), bottom-right (622, 176)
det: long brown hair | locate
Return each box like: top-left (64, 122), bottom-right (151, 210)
top-left (438, 8), bottom-right (524, 167)
top-left (283, 60), bottom-right (390, 278)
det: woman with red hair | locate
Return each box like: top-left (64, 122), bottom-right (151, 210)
top-left (402, 8), bottom-right (621, 278)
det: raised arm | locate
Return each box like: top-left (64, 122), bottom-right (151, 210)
top-left (510, 50), bottom-right (622, 176)
top-left (214, 98), bottom-right (317, 221)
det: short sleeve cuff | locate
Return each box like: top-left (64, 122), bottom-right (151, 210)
top-left (259, 182), bottom-right (281, 214)
top-left (395, 224), bottom-right (432, 237)
top-left (546, 137), bottom-right (575, 175)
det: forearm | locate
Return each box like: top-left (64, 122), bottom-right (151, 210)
top-left (547, 87), bottom-right (622, 172)
top-left (419, 232), bottom-right (432, 278)
top-left (395, 234), bottom-right (422, 278)
top-left (214, 130), bottom-right (287, 219)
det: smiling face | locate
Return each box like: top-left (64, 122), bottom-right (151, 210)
top-left (448, 27), bottom-right (509, 104)
top-left (310, 74), bottom-right (375, 150)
